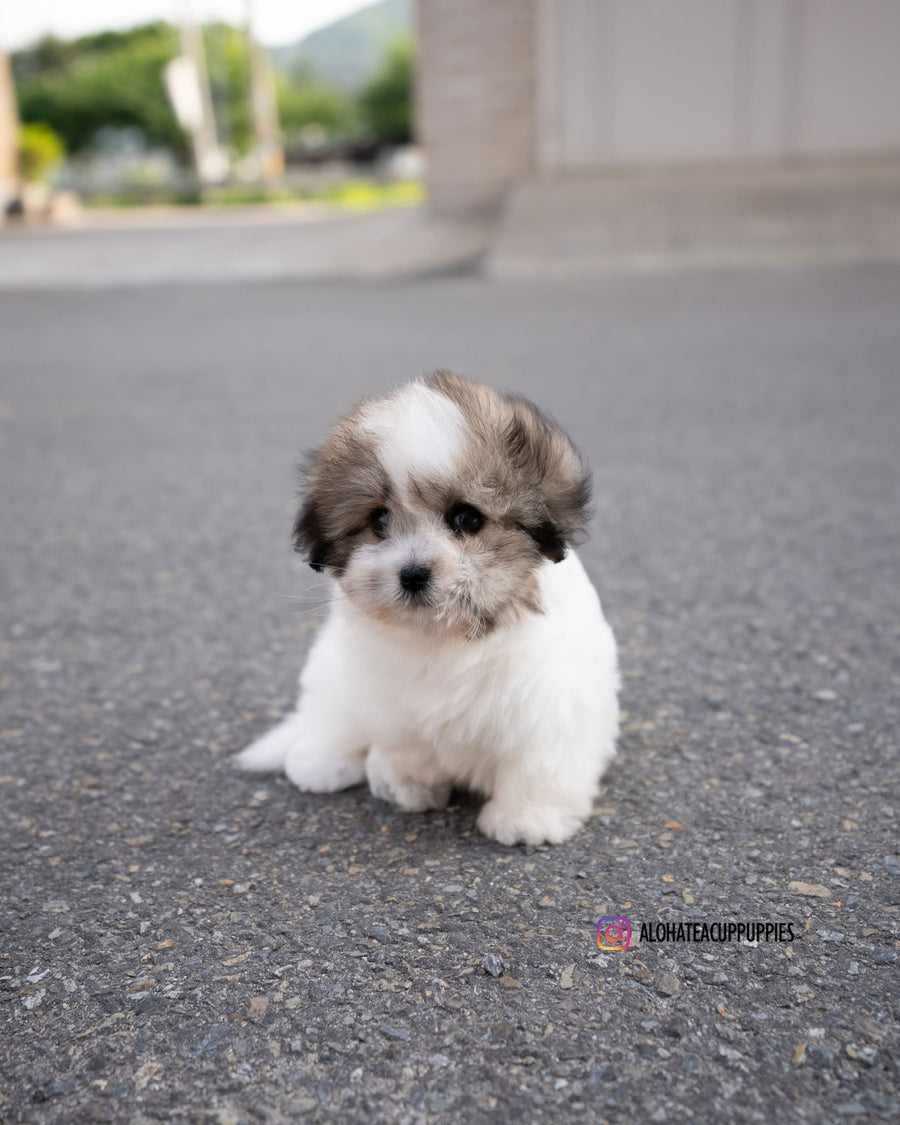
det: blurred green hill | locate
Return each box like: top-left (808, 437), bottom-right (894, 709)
top-left (271, 0), bottom-right (412, 90)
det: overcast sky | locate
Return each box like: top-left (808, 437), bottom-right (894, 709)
top-left (0, 0), bottom-right (374, 50)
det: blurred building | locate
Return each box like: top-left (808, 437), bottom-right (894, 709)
top-left (417, 0), bottom-right (900, 213)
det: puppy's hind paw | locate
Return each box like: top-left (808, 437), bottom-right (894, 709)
top-left (285, 750), bottom-right (366, 793)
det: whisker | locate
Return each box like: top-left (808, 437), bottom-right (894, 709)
top-left (266, 584), bottom-right (350, 618)
top-left (267, 580), bottom-right (334, 599)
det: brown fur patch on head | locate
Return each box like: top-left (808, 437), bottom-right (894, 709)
top-left (423, 371), bottom-right (592, 563)
top-left (293, 407), bottom-right (390, 573)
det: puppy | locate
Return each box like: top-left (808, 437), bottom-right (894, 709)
top-left (237, 373), bottom-right (619, 845)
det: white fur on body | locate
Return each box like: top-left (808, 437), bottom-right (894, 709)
top-left (238, 551), bottom-right (619, 845)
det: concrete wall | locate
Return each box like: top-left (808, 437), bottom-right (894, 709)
top-left (537, 0), bottom-right (900, 171)
top-left (416, 0), bottom-right (536, 212)
top-left (418, 0), bottom-right (900, 212)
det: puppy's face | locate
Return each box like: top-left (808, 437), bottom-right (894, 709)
top-left (294, 373), bottom-right (591, 639)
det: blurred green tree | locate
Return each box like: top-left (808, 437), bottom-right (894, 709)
top-left (10, 34), bottom-right (77, 80)
top-left (12, 21), bottom-right (415, 168)
top-left (202, 22), bottom-right (251, 155)
top-left (276, 75), bottom-right (357, 145)
top-left (357, 35), bottom-right (414, 144)
top-left (15, 24), bottom-right (186, 156)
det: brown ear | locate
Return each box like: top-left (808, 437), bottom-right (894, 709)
top-left (292, 487), bottom-right (334, 573)
top-left (291, 427), bottom-right (390, 574)
top-left (502, 396), bottom-right (592, 562)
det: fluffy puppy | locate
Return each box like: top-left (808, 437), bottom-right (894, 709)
top-left (237, 373), bottom-right (619, 845)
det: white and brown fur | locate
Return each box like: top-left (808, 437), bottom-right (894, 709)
top-left (237, 373), bottom-right (619, 845)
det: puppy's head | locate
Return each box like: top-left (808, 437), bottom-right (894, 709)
top-left (294, 372), bottom-right (591, 638)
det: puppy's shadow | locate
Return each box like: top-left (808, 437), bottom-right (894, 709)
top-left (356, 783), bottom-right (483, 840)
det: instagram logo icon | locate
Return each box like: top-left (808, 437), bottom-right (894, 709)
top-left (597, 917), bottom-right (631, 951)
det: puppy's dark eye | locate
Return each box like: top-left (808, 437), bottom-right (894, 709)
top-left (369, 508), bottom-right (390, 539)
top-left (447, 503), bottom-right (484, 536)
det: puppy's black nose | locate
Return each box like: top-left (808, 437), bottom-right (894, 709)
top-left (399, 563), bottom-right (431, 594)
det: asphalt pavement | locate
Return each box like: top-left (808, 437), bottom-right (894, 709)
top-left (1, 265), bottom-right (898, 1122)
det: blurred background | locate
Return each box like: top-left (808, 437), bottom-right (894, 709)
top-left (1, 0), bottom-right (898, 275)
top-left (0, 1), bottom-right (419, 218)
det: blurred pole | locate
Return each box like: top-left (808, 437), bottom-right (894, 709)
top-left (0, 41), bottom-right (19, 208)
top-left (245, 0), bottom-right (283, 181)
top-left (178, 19), bottom-right (227, 182)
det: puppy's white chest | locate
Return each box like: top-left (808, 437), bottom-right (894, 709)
top-left (351, 631), bottom-right (495, 755)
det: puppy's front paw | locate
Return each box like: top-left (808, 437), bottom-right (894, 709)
top-left (365, 749), bottom-right (451, 813)
top-left (476, 799), bottom-right (586, 846)
top-left (284, 745), bottom-right (366, 793)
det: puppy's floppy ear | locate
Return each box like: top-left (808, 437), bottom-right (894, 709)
top-left (292, 490), bottom-right (331, 573)
top-left (292, 450), bottom-right (335, 573)
top-left (290, 422), bottom-right (390, 574)
top-left (503, 395), bottom-right (592, 563)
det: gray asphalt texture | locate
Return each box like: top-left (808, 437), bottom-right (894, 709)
top-left (1, 266), bottom-right (899, 1123)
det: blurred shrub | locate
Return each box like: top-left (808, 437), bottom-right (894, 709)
top-left (82, 179), bottom-right (423, 210)
top-left (320, 178), bottom-right (422, 209)
top-left (357, 35), bottom-right (413, 144)
top-left (18, 122), bottom-right (64, 181)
